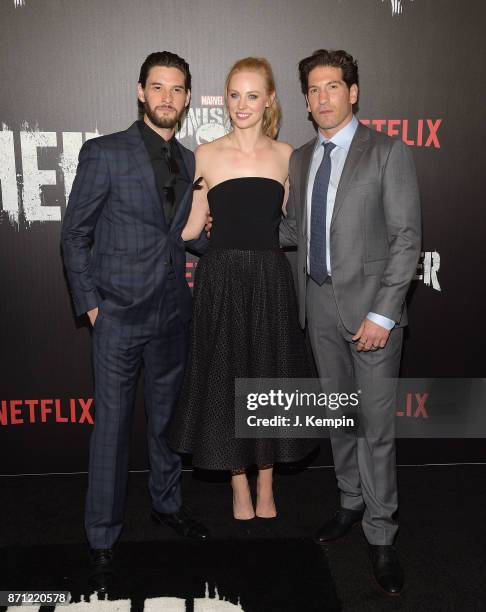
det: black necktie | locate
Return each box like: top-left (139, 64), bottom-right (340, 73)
top-left (160, 140), bottom-right (180, 223)
top-left (309, 141), bottom-right (336, 285)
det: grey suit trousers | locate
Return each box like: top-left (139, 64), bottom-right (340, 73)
top-left (307, 277), bottom-right (402, 545)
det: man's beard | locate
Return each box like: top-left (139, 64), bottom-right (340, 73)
top-left (144, 101), bottom-right (184, 129)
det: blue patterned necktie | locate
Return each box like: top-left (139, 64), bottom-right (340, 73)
top-left (309, 141), bottom-right (336, 285)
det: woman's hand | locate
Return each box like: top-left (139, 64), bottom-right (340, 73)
top-left (204, 215), bottom-right (213, 238)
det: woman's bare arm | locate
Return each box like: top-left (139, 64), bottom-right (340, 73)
top-left (278, 141), bottom-right (293, 214)
top-left (181, 147), bottom-right (210, 241)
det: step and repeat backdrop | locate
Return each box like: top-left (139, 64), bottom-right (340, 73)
top-left (1, 0), bottom-right (485, 474)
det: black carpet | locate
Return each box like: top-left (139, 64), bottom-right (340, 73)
top-left (1, 539), bottom-right (337, 612)
top-left (1, 465), bottom-right (485, 611)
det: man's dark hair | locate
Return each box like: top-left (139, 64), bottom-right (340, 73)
top-left (138, 51), bottom-right (191, 115)
top-left (298, 49), bottom-right (359, 112)
top-left (139, 51), bottom-right (191, 89)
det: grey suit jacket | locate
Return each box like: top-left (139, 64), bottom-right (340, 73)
top-left (280, 122), bottom-right (421, 332)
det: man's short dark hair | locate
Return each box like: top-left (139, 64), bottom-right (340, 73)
top-left (139, 51), bottom-right (191, 89)
top-left (138, 51), bottom-right (191, 115)
top-left (298, 49), bottom-right (359, 112)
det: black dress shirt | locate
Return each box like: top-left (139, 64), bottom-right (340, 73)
top-left (138, 120), bottom-right (189, 225)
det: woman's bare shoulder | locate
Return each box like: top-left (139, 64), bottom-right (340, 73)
top-left (194, 142), bottom-right (211, 160)
top-left (272, 140), bottom-right (294, 157)
top-left (195, 134), bottom-right (229, 157)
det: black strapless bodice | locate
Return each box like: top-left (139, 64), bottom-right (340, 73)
top-left (207, 177), bottom-right (284, 250)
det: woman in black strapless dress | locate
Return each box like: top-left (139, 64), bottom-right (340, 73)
top-left (169, 58), bottom-right (314, 520)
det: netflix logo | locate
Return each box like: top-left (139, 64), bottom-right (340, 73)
top-left (185, 261), bottom-right (198, 288)
top-left (0, 398), bottom-right (94, 426)
top-left (360, 119), bottom-right (442, 148)
top-left (396, 393), bottom-right (429, 419)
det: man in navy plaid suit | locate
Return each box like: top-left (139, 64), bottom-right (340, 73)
top-left (61, 51), bottom-right (209, 590)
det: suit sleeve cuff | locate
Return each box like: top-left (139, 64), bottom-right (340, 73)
top-left (366, 312), bottom-right (395, 331)
top-left (73, 289), bottom-right (101, 317)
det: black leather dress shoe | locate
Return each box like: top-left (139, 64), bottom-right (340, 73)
top-left (151, 508), bottom-right (210, 541)
top-left (369, 544), bottom-right (404, 595)
top-left (315, 507), bottom-right (364, 544)
top-left (89, 548), bottom-right (115, 593)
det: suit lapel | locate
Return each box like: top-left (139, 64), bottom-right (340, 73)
top-left (300, 138), bottom-right (317, 236)
top-left (126, 122), bottom-right (168, 230)
top-left (177, 140), bottom-right (194, 182)
top-left (331, 123), bottom-right (370, 225)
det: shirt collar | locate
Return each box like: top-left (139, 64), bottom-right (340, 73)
top-left (315, 114), bottom-right (359, 152)
top-left (138, 119), bottom-right (178, 158)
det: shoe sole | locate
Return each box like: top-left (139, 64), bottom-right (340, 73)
top-left (370, 573), bottom-right (403, 597)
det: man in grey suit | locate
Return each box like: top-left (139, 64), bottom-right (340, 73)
top-left (280, 49), bottom-right (421, 594)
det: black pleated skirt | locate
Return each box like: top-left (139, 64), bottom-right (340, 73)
top-left (168, 248), bottom-right (316, 470)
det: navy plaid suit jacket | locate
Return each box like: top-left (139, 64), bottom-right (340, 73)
top-left (61, 122), bottom-right (205, 324)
